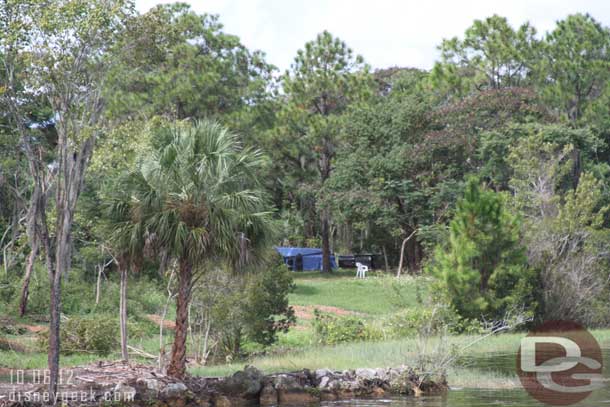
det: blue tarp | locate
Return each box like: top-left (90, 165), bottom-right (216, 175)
top-left (275, 247), bottom-right (337, 271)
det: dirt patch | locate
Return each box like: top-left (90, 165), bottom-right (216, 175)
top-left (18, 324), bottom-right (47, 334)
top-left (146, 314), bottom-right (175, 330)
top-left (292, 305), bottom-right (361, 320)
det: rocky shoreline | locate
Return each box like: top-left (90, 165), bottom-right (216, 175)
top-left (0, 362), bottom-right (447, 406)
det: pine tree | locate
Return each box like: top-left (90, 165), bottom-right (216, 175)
top-left (431, 178), bottom-right (536, 321)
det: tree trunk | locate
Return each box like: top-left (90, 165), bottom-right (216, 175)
top-left (405, 233), bottom-right (422, 272)
top-left (382, 245), bottom-right (390, 273)
top-left (321, 212), bottom-right (331, 273)
top-left (167, 259), bottom-right (193, 379)
top-left (119, 264), bottom-right (128, 361)
top-left (95, 264), bottom-right (103, 305)
top-left (19, 240), bottom-right (39, 316)
top-left (49, 203), bottom-right (75, 398)
top-left (48, 248), bottom-right (64, 399)
top-left (397, 229), bottom-right (417, 277)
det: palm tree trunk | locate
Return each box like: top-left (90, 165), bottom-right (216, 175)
top-left (167, 259), bottom-right (193, 379)
top-left (119, 264), bottom-right (128, 361)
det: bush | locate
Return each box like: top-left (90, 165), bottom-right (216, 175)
top-left (191, 258), bottom-right (296, 361)
top-left (243, 261), bottom-right (296, 346)
top-left (0, 278), bottom-right (16, 306)
top-left (385, 306), bottom-right (482, 338)
top-left (38, 315), bottom-right (118, 356)
top-left (312, 310), bottom-right (368, 345)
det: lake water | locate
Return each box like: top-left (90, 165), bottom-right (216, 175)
top-left (323, 387), bottom-right (610, 406)
top-left (321, 347), bottom-right (610, 407)
top-left (3, 350), bottom-right (610, 406)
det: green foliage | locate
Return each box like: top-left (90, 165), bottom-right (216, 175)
top-left (430, 178), bottom-right (537, 321)
top-left (385, 306), bottom-right (482, 338)
top-left (312, 310), bottom-right (369, 345)
top-left (271, 31), bottom-right (374, 253)
top-left (509, 134), bottom-right (610, 325)
top-left (480, 123), bottom-right (602, 190)
top-left (107, 3), bottom-right (275, 133)
top-left (431, 15), bottom-right (539, 96)
top-left (191, 260), bottom-right (296, 360)
top-left (540, 13), bottom-right (610, 121)
top-left (242, 259), bottom-right (296, 346)
top-left (3, 4), bottom-right (610, 371)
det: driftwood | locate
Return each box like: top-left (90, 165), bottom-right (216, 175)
top-left (127, 345), bottom-right (157, 360)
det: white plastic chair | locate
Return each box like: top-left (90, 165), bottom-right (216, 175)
top-left (356, 262), bottom-right (368, 279)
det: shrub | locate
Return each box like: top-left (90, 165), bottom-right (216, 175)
top-left (243, 261), bottom-right (296, 346)
top-left (38, 315), bottom-right (118, 356)
top-left (191, 258), bottom-right (296, 361)
top-left (0, 278), bottom-right (16, 306)
top-left (312, 310), bottom-right (367, 345)
top-left (385, 306), bottom-right (483, 338)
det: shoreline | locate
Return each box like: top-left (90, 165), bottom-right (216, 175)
top-left (0, 361), bottom-right (447, 406)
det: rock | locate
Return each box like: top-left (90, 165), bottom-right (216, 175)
top-left (167, 398), bottom-right (187, 407)
top-left (355, 368), bottom-right (377, 380)
top-left (259, 383), bottom-right (278, 406)
top-left (274, 372), bottom-right (319, 405)
top-left (213, 395), bottom-right (232, 407)
top-left (318, 376), bottom-right (330, 389)
top-left (314, 368), bottom-right (332, 381)
top-left (371, 386), bottom-right (386, 397)
top-left (217, 366), bottom-right (263, 399)
top-left (114, 382), bottom-right (137, 401)
top-left (142, 378), bottom-right (162, 391)
top-left (320, 390), bottom-right (338, 401)
top-left (161, 382), bottom-right (188, 398)
top-left (277, 388), bottom-right (320, 405)
top-left (212, 394), bottom-right (253, 407)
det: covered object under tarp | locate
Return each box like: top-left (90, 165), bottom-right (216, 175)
top-left (275, 247), bottom-right (337, 271)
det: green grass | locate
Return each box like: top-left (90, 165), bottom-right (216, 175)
top-left (7, 270), bottom-right (610, 391)
top-left (190, 328), bottom-right (610, 388)
top-left (289, 271), bottom-right (424, 315)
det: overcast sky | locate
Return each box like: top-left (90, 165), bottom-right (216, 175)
top-left (135, 0), bottom-right (610, 72)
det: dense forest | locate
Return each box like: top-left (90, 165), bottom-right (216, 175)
top-left (2, 0), bottom-right (610, 397)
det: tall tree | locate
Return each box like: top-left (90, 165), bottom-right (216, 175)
top-left (113, 121), bottom-right (274, 378)
top-left (431, 15), bottom-right (539, 97)
top-left (0, 0), bottom-right (132, 397)
top-left (107, 3), bottom-right (276, 135)
top-left (279, 31), bottom-right (373, 272)
top-left (539, 13), bottom-right (610, 122)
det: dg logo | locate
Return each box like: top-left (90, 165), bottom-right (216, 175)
top-left (517, 320), bottom-right (604, 405)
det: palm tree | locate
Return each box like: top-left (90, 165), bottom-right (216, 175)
top-left (116, 120), bottom-right (274, 378)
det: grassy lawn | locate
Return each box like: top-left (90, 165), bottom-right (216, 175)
top-left (289, 270), bottom-right (424, 315)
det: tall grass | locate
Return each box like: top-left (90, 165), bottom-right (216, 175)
top-left (190, 329), bottom-right (610, 388)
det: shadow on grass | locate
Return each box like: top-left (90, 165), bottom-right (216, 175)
top-left (291, 285), bottom-right (319, 296)
top-left (292, 269), bottom-right (360, 280)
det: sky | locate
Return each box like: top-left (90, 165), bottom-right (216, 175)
top-left (135, 0), bottom-right (610, 72)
